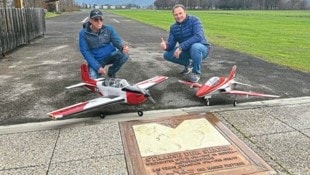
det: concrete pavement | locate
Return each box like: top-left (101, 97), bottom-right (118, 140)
top-left (0, 96), bottom-right (309, 175)
top-left (1, 11), bottom-right (310, 125)
top-left (0, 10), bottom-right (309, 175)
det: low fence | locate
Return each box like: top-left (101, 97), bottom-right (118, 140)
top-left (0, 8), bottom-right (46, 56)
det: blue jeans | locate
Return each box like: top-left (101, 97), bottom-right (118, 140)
top-left (163, 43), bottom-right (209, 74)
top-left (89, 50), bottom-right (129, 79)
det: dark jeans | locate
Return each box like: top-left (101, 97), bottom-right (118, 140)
top-left (163, 43), bottom-right (209, 74)
top-left (89, 50), bottom-right (129, 79)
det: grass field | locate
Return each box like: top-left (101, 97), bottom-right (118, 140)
top-left (45, 12), bottom-right (59, 18)
top-left (108, 10), bottom-right (310, 73)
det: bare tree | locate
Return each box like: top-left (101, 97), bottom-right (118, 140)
top-left (154, 0), bottom-right (177, 9)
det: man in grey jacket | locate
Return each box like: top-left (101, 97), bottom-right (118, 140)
top-left (160, 4), bottom-right (210, 82)
top-left (79, 9), bottom-right (129, 79)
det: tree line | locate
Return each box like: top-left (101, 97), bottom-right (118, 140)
top-left (154, 0), bottom-right (310, 10)
top-left (1, 0), bottom-right (79, 12)
top-left (2, 0), bottom-right (309, 10)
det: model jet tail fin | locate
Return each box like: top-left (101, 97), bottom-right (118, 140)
top-left (80, 63), bottom-right (96, 85)
top-left (227, 65), bottom-right (237, 80)
top-left (64, 63), bottom-right (99, 90)
top-left (228, 65), bottom-right (252, 87)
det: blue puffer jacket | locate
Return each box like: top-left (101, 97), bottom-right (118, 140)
top-left (79, 22), bottom-right (124, 71)
top-left (166, 15), bottom-right (209, 51)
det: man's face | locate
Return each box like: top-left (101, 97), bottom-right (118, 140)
top-left (173, 7), bottom-right (186, 23)
top-left (90, 17), bottom-right (103, 31)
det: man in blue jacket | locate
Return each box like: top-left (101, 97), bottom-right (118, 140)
top-left (160, 4), bottom-right (210, 82)
top-left (79, 9), bottom-right (129, 79)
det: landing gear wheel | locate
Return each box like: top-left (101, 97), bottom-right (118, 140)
top-left (138, 111), bottom-right (143, 117)
top-left (233, 100), bottom-right (237, 107)
top-left (100, 112), bottom-right (106, 119)
top-left (205, 100), bottom-right (210, 106)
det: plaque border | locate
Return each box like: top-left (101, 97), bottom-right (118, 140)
top-left (119, 113), bottom-right (276, 175)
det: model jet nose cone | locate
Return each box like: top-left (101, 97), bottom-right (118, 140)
top-left (196, 85), bottom-right (211, 97)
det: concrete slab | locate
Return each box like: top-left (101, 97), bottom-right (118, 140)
top-left (251, 131), bottom-right (310, 174)
top-left (214, 112), bottom-right (290, 175)
top-left (48, 155), bottom-right (127, 175)
top-left (0, 166), bottom-right (47, 175)
top-left (51, 123), bottom-right (123, 163)
top-left (0, 130), bottom-right (58, 170)
top-left (266, 103), bottom-right (310, 130)
top-left (215, 108), bottom-right (295, 137)
top-left (304, 129), bottom-right (310, 137)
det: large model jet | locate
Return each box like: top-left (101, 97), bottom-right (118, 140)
top-left (179, 65), bottom-right (280, 106)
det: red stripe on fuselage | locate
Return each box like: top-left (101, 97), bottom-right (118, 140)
top-left (196, 77), bottom-right (228, 97)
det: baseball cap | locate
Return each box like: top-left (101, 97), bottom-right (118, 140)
top-left (90, 9), bottom-right (103, 19)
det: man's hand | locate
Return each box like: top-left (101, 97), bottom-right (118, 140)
top-left (173, 47), bottom-right (182, 59)
top-left (98, 67), bottom-right (106, 75)
top-left (160, 37), bottom-right (167, 50)
top-left (122, 42), bottom-right (129, 54)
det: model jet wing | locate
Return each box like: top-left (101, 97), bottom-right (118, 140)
top-left (222, 90), bottom-right (280, 98)
top-left (135, 76), bottom-right (168, 89)
top-left (48, 96), bottom-right (125, 119)
top-left (178, 80), bottom-right (202, 88)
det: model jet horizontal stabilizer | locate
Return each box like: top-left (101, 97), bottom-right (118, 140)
top-left (231, 80), bottom-right (253, 87)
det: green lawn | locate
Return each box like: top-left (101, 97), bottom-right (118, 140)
top-left (108, 10), bottom-right (310, 73)
top-left (45, 12), bottom-right (60, 18)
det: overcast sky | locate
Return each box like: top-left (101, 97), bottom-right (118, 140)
top-left (75, 0), bottom-right (155, 7)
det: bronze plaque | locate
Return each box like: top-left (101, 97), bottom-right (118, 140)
top-left (119, 113), bottom-right (275, 175)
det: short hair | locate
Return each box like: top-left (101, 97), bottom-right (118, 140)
top-left (172, 4), bottom-right (186, 13)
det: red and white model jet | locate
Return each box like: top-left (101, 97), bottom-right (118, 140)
top-left (179, 65), bottom-right (279, 106)
top-left (48, 64), bottom-right (168, 119)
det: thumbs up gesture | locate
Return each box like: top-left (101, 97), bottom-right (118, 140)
top-left (160, 37), bottom-right (167, 50)
top-left (122, 42), bottom-right (129, 54)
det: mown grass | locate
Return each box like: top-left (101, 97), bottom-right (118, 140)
top-left (108, 10), bottom-right (310, 73)
top-left (45, 12), bottom-right (60, 18)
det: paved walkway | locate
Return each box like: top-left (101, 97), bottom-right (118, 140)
top-left (0, 97), bottom-right (309, 175)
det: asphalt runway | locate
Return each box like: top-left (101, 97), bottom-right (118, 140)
top-left (0, 10), bottom-right (309, 125)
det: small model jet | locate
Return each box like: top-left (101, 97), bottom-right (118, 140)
top-left (48, 64), bottom-right (168, 119)
top-left (178, 65), bottom-right (279, 106)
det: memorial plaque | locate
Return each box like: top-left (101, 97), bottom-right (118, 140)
top-left (119, 113), bottom-right (276, 175)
